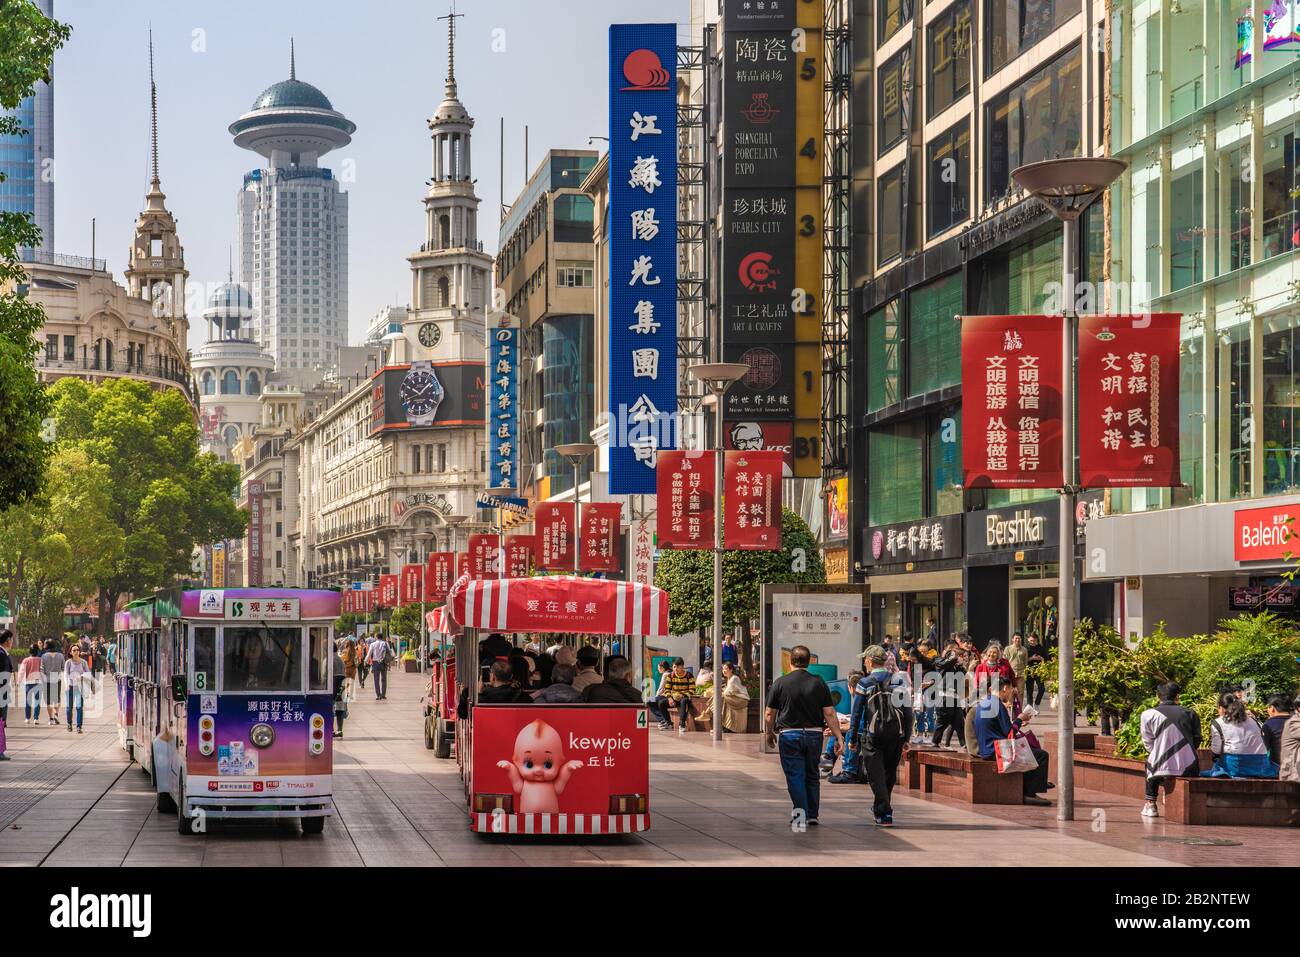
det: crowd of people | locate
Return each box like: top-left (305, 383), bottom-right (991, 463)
top-left (331, 632), bottom-right (398, 737)
top-left (0, 629), bottom-right (113, 759)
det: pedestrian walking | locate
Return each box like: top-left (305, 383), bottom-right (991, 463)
top-left (356, 633), bottom-right (370, 688)
top-left (0, 630), bottom-right (12, 761)
top-left (851, 645), bottom-right (911, 826)
top-left (930, 639), bottom-right (967, 749)
top-left (367, 632), bottom-right (390, 700)
top-left (1139, 682), bottom-right (1201, 818)
top-left (41, 639), bottom-right (65, 726)
top-left (19, 645), bottom-right (42, 726)
top-left (1025, 634), bottom-right (1047, 707)
top-left (333, 641), bottom-right (352, 738)
top-left (764, 645), bottom-right (843, 830)
top-left (64, 645), bottom-right (90, 733)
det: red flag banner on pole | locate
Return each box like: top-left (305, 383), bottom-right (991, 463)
top-left (400, 563), bottom-right (424, 605)
top-left (378, 574), bottom-right (399, 607)
top-left (535, 502), bottom-right (576, 570)
top-left (579, 502), bottom-right (622, 572)
top-left (505, 535), bottom-right (534, 578)
top-left (961, 314), bottom-right (1064, 488)
top-left (1077, 313), bottom-right (1181, 488)
top-left (657, 450), bottom-right (715, 549)
top-left (724, 450), bottom-right (783, 550)
top-left (468, 534), bottom-right (500, 580)
top-left (456, 553), bottom-right (470, 580)
top-left (425, 552), bottom-right (456, 604)
top-left (342, 589), bottom-right (354, 614)
top-left (359, 589), bottom-right (376, 613)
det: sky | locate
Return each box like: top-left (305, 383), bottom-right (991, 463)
top-left (49, 0), bottom-right (692, 354)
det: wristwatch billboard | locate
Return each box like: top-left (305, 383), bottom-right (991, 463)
top-left (399, 360), bottom-right (444, 426)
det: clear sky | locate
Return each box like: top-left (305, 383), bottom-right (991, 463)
top-left (49, 0), bottom-right (692, 354)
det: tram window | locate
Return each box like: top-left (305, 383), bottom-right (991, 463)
top-left (192, 627), bottom-right (216, 692)
top-left (222, 627), bottom-right (301, 692)
top-left (308, 626), bottom-right (330, 691)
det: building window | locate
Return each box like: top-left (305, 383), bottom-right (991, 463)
top-left (1169, 166), bottom-right (1204, 291)
top-left (929, 408), bottom-right (963, 515)
top-left (869, 421), bottom-right (924, 526)
top-left (878, 47), bottom-right (911, 155)
top-left (557, 264), bottom-right (594, 287)
top-left (877, 165), bottom-right (904, 265)
top-left (867, 299), bottom-right (902, 412)
top-left (246, 371), bottom-right (262, 396)
top-left (928, 1), bottom-right (971, 119)
top-left (45, 335), bottom-right (57, 362)
top-left (985, 44), bottom-right (1082, 203)
top-left (412, 446), bottom-right (422, 474)
top-left (221, 370), bottom-right (240, 394)
top-left (908, 271), bottom-right (963, 397)
top-left (438, 276), bottom-right (450, 308)
top-left (984, 0), bottom-right (1076, 77)
top-left (927, 120), bottom-right (971, 238)
top-left (64, 336), bottom-right (75, 361)
top-left (879, 0), bottom-right (912, 44)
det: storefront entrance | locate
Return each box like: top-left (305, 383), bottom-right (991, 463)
top-left (1010, 564), bottom-right (1059, 643)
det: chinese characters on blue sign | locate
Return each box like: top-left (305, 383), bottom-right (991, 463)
top-left (488, 314), bottom-right (520, 490)
top-left (609, 23), bottom-right (678, 495)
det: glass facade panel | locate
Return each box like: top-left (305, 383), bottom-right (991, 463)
top-left (542, 314), bottom-right (594, 494)
top-left (930, 407), bottom-right (963, 515)
top-left (928, 1), bottom-right (971, 118)
top-left (867, 299), bottom-right (902, 412)
top-left (985, 44), bottom-right (1082, 203)
top-left (879, 0), bottom-right (913, 43)
top-left (869, 421), bottom-right (924, 525)
top-left (927, 121), bottom-right (971, 238)
top-left (984, 0), bottom-right (1077, 76)
top-left (909, 272), bottom-right (962, 396)
top-left (878, 165), bottom-right (904, 264)
top-left (878, 48), bottom-right (911, 155)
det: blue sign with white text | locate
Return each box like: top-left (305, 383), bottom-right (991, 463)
top-left (487, 316), bottom-right (520, 490)
top-left (609, 23), bottom-right (678, 494)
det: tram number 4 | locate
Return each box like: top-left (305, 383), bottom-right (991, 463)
top-left (491, 808), bottom-right (507, 833)
top-left (637, 710), bottom-right (648, 729)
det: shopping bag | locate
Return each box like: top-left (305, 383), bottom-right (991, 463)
top-left (994, 735), bottom-right (1039, 774)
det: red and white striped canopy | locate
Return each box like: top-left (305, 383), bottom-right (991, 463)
top-left (425, 606), bottom-right (449, 635)
top-left (445, 574), bottom-right (671, 637)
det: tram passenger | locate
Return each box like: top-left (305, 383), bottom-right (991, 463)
top-left (478, 660), bottom-right (533, 705)
top-left (580, 656), bottom-right (643, 704)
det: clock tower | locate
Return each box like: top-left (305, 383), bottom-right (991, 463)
top-left (406, 8), bottom-right (492, 363)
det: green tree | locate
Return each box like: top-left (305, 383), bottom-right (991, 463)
top-left (655, 507), bottom-right (826, 662)
top-left (47, 378), bottom-right (247, 632)
top-left (0, 447), bottom-right (119, 644)
top-left (0, 4), bottom-right (70, 510)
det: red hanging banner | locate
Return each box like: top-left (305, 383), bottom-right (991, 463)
top-left (425, 552), bottom-right (456, 604)
top-left (378, 574), bottom-right (399, 608)
top-left (456, 553), bottom-right (470, 580)
top-left (1077, 313), bottom-right (1181, 489)
top-left (961, 314), bottom-right (1064, 489)
top-left (400, 563), bottom-right (424, 605)
top-left (342, 589), bottom-right (355, 614)
top-left (535, 501), bottom-right (576, 570)
top-left (656, 450), bottom-right (715, 549)
top-left (468, 534), bottom-right (500, 580)
top-left (504, 535), bottom-right (534, 578)
top-left (358, 589), bottom-right (376, 613)
top-left (579, 502), bottom-right (623, 572)
top-left (724, 450), bottom-right (783, 550)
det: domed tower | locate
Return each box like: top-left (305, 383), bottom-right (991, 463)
top-left (191, 275), bottom-right (275, 460)
top-left (230, 40), bottom-right (355, 381)
top-left (405, 9), bottom-right (492, 359)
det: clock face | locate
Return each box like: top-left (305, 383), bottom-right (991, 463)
top-left (418, 323), bottom-right (441, 348)
top-left (400, 368), bottom-right (445, 420)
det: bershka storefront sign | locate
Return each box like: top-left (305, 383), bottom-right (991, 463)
top-left (862, 514), bottom-right (963, 566)
top-left (965, 502), bottom-right (1060, 560)
top-left (1234, 504), bottom-right (1300, 562)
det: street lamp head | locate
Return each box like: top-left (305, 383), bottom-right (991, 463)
top-left (442, 514), bottom-right (468, 526)
top-left (554, 442), bottom-right (597, 463)
top-left (486, 485), bottom-right (518, 498)
top-left (689, 362), bottom-right (750, 394)
top-left (1011, 157), bottom-right (1126, 221)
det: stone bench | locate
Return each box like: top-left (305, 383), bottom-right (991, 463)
top-left (1074, 749), bottom-right (1300, 825)
top-left (904, 746), bottom-right (1023, 804)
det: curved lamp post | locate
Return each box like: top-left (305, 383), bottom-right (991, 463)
top-left (555, 443), bottom-right (598, 575)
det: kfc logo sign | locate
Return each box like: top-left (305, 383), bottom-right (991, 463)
top-left (1234, 505), bottom-right (1300, 562)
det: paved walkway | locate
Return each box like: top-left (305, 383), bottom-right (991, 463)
top-left (0, 670), bottom-right (1295, 866)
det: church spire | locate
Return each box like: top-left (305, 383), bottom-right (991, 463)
top-left (145, 28), bottom-right (167, 209)
top-left (437, 5), bottom-right (463, 99)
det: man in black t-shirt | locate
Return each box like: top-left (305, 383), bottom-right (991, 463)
top-left (765, 645), bottom-right (843, 830)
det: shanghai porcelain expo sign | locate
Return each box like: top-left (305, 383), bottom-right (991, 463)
top-left (1234, 504), bottom-right (1300, 562)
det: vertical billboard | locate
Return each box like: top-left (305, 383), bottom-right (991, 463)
top-left (246, 480), bottom-right (264, 586)
top-left (656, 450), bottom-right (715, 549)
top-left (468, 533), bottom-right (500, 580)
top-left (1077, 313), bottom-right (1181, 489)
top-left (487, 313), bottom-right (520, 490)
top-left (426, 552), bottom-right (456, 605)
top-left (504, 535), bottom-right (535, 578)
top-left (961, 315), bottom-right (1064, 489)
top-left (579, 502), bottom-right (623, 573)
top-left (609, 23), bottom-right (678, 494)
top-left (536, 502), bottom-right (576, 571)
top-left (400, 564), bottom-right (425, 606)
top-left (723, 450), bottom-right (783, 549)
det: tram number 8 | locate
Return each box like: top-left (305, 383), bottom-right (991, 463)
top-left (195, 673), bottom-right (207, 690)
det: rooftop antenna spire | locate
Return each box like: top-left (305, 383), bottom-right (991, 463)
top-left (228, 245), bottom-right (233, 284)
top-left (149, 27), bottom-right (159, 187)
top-left (290, 37), bottom-right (296, 80)
top-left (436, 4), bottom-right (463, 97)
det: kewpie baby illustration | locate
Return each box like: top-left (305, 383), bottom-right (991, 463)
top-left (496, 719), bottom-right (585, 813)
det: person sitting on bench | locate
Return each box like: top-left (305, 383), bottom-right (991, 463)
top-left (973, 682), bottom-right (1052, 805)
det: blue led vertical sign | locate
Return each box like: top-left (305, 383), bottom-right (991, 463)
top-left (609, 23), bottom-right (678, 495)
top-left (487, 312), bottom-right (520, 490)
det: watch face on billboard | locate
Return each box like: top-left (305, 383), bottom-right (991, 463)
top-left (400, 366), bottom-right (445, 420)
top-left (371, 363), bottom-right (484, 433)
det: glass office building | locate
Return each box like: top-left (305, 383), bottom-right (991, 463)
top-left (0, 0), bottom-right (54, 255)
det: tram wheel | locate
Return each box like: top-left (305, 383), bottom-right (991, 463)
top-left (176, 773), bottom-right (195, 835)
top-left (423, 715), bottom-right (436, 750)
top-left (301, 816), bottom-right (325, 835)
top-left (435, 727), bottom-right (452, 760)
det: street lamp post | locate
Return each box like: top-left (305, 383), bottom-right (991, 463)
top-left (1011, 156), bottom-right (1126, 823)
top-left (415, 532), bottom-right (433, 674)
top-left (555, 443), bottom-right (597, 575)
top-left (486, 486), bottom-right (517, 579)
top-left (438, 515), bottom-right (467, 667)
top-left (688, 362), bottom-right (749, 743)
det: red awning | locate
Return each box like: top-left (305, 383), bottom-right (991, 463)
top-left (445, 574), bottom-right (670, 637)
top-left (425, 606), bottom-right (453, 635)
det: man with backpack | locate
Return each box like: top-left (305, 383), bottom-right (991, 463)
top-left (849, 645), bottom-right (912, 826)
top-left (366, 632), bottom-right (390, 701)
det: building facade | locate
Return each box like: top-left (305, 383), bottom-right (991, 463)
top-left (230, 46), bottom-right (354, 378)
top-left (192, 281), bottom-right (276, 457)
top-left (1081, 1), bottom-right (1300, 637)
top-left (2, 0), bottom-right (54, 256)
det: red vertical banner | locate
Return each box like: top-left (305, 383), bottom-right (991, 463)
top-left (359, 589), bottom-right (375, 613)
top-left (579, 502), bottom-right (623, 572)
top-left (342, 589), bottom-right (354, 614)
top-left (378, 574), bottom-right (399, 607)
top-left (504, 535), bottom-right (534, 578)
top-left (961, 315), bottom-right (1064, 488)
top-left (535, 502), bottom-right (576, 570)
top-left (468, 534), bottom-right (500, 579)
top-left (425, 552), bottom-right (456, 604)
top-left (724, 450), bottom-right (783, 549)
top-left (1078, 313), bottom-right (1181, 488)
top-left (656, 450), bottom-right (715, 549)
top-left (400, 564), bottom-right (424, 605)
top-left (456, 553), bottom-right (471, 580)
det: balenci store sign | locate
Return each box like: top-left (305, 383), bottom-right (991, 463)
top-left (1234, 505), bottom-right (1300, 562)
